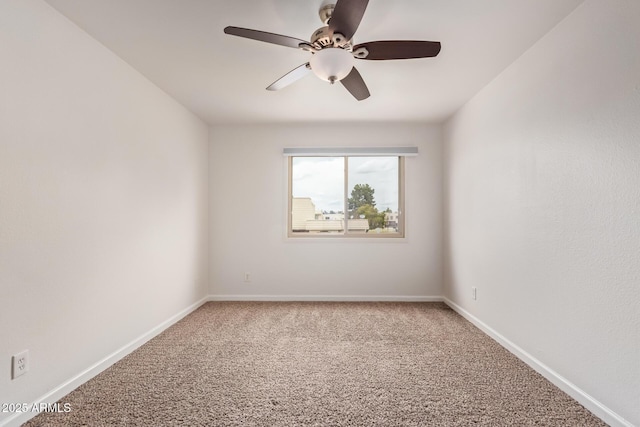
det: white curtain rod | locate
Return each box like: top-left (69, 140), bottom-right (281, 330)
top-left (283, 147), bottom-right (418, 156)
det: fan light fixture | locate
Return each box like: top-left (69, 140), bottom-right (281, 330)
top-left (309, 48), bottom-right (354, 83)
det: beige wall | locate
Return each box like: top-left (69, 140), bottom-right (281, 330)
top-left (443, 1), bottom-right (640, 425)
top-left (0, 1), bottom-right (209, 423)
top-left (209, 123), bottom-right (443, 300)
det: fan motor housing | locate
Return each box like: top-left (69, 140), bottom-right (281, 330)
top-left (311, 26), bottom-right (352, 50)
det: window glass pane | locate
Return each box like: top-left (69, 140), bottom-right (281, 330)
top-left (347, 157), bottom-right (399, 234)
top-left (289, 155), bottom-right (403, 237)
top-left (291, 157), bottom-right (344, 234)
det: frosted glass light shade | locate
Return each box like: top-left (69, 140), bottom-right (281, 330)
top-left (310, 48), bottom-right (354, 82)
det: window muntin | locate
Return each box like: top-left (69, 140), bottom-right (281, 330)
top-left (288, 156), bottom-right (404, 237)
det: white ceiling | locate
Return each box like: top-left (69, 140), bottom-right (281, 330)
top-left (44, 0), bottom-right (583, 125)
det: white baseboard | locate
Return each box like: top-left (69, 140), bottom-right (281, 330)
top-left (443, 298), bottom-right (632, 427)
top-left (207, 294), bottom-right (443, 302)
top-left (1, 297), bottom-right (209, 427)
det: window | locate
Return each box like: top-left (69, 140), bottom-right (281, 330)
top-left (286, 148), bottom-right (414, 238)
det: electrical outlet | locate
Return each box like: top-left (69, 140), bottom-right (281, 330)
top-left (244, 272), bottom-right (251, 283)
top-left (472, 287), bottom-right (477, 300)
top-left (12, 350), bottom-right (29, 379)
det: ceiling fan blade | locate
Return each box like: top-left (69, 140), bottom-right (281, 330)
top-left (329, 0), bottom-right (369, 41)
top-left (266, 63), bottom-right (312, 91)
top-left (224, 26), bottom-right (307, 49)
top-left (353, 40), bottom-right (441, 60)
top-left (340, 67), bottom-right (370, 101)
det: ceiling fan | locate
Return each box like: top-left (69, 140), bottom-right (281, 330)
top-left (224, 0), bottom-right (441, 101)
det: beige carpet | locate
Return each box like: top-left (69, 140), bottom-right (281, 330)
top-left (25, 302), bottom-right (605, 426)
